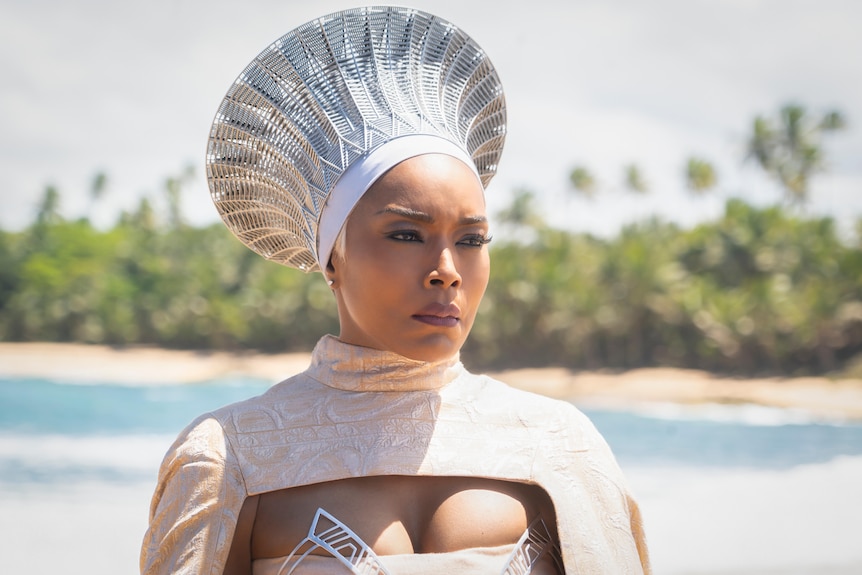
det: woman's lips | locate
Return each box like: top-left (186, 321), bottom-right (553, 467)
top-left (413, 303), bottom-right (461, 327)
top-left (413, 314), bottom-right (460, 327)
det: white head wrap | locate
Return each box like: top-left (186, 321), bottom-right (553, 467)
top-left (316, 134), bottom-right (479, 270)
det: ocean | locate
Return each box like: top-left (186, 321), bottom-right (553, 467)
top-left (2, 375), bottom-right (862, 574)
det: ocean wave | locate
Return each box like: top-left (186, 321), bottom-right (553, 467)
top-left (0, 433), bottom-right (172, 486)
top-left (584, 405), bottom-right (862, 469)
top-left (616, 401), bottom-right (853, 427)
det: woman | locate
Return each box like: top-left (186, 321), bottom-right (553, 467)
top-left (141, 7), bottom-right (650, 574)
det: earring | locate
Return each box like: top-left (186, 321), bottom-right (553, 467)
top-left (327, 278), bottom-right (334, 286)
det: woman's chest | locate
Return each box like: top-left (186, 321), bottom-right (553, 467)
top-left (251, 475), bottom-right (555, 558)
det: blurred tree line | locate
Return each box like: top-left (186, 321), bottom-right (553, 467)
top-left (466, 198), bottom-right (862, 375)
top-left (1, 103), bottom-right (860, 376)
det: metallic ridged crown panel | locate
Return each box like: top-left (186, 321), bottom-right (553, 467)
top-left (206, 6), bottom-right (506, 272)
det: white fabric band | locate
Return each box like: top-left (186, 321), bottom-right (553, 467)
top-left (316, 134), bottom-right (481, 269)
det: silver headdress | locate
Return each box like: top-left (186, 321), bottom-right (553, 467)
top-left (206, 6), bottom-right (506, 272)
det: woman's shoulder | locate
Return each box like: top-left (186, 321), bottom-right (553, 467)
top-left (169, 371), bottom-right (316, 439)
top-left (458, 371), bottom-right (599, 431)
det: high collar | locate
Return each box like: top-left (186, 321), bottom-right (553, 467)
top-left (305, 335), bottom-right (464, 392)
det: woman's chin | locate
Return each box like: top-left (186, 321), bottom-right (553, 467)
top-left (395, 334), bottom-right (467, 363)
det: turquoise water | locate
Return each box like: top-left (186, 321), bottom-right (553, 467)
top-left (2, 376), bottom-right (862, 487)
top-left (0, 376), bottom-right (273, 435)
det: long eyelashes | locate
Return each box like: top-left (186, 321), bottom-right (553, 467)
top-left (461, 234), bottom-right (493, 247)
top-left (388, 230), bottom-right (422, 242)
top-left (388, 231), bottom-right (492, 247)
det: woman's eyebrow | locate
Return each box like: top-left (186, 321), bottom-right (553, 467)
top-left (460, 214), bottom-right (488, 225)
top-left (376, 205), bottom-right (433, 222)
top-left (376, 206), bottom-right (487, 225)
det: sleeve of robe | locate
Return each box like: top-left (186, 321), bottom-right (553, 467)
top-left (580, 407), bottom-right (652, 574)
top-left (140, 414), bottom-right (247, 575)
top-left (592, 421), bottom-right (651, 575)
top-left (547, 401), bottom-right (652, 575)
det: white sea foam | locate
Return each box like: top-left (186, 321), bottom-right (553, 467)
top-left (0, 432), bottom-right (173, 487)
top-left (625, 455), bottom-right (862, 574)
top-left (0, 433), bottom-right (167, 573)
top-left (1, 478), bottom-right (154, 574)
top-left (0, 433), bottom-right (172, 466)
top-left (617, 400), bottom-right (851, 426)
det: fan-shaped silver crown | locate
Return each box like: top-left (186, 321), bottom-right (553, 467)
top-left (206, 6), bottom-right (507, 272)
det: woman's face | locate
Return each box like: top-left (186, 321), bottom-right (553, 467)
top-left (329, 154), bottom-right (491, 362)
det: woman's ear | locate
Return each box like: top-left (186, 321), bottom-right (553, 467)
top-left (325, 257), bottom-right (337, 288)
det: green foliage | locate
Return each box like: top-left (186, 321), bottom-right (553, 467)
top-left (2, 181), bottom-right (862, 376)
top-left (466, 199), bottom-right (862, 375)
top-left (0, 216), bottom-right (338, 351)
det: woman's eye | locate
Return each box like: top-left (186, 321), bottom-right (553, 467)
top-left (459, 234), bottom-right (493, 247)
top-left (389, 230), bottom-right (422, 242)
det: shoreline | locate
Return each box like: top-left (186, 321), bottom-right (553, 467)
top-left (2, 342), bottom-right (862, 421)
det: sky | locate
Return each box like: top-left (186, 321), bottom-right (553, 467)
top-left (2, 0), bottom-right (860, 238)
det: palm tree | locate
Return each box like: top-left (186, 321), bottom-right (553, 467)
top-left (84, 171), bottom-right (109, 225)
top-left (496, 187), bottom-right (545, 232)
top-left (568, 166), bottom-right (597, 198)
top-left (685, 157), bottom-right (718, 194)
top-left (36, 184), bottom-right (62, 226)
top-left (746, 104), bottom-right (845, 205)
top-left (623, 164), bottom-right (648, 194)
top-left (133, 197), bottom-right (157, 231)
top-left (164, 164), bottom-right (196, 228)
top-left (90, 172), bottom-right (108, 204)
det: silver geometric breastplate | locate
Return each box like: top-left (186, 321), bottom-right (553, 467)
top-left (274, 508), bottom-right (562, 574)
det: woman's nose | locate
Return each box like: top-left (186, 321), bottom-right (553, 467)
top-left (425, 248), bottom-right (461, 288)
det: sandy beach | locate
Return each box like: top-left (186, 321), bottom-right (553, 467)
top-left (3, 341), bottom-right (861, 420)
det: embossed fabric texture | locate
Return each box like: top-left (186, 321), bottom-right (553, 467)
top-left (140, 336), bottom-right (650, 574)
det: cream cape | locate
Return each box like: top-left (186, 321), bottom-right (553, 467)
top-left (141, 336), bottom-right (650, 574)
